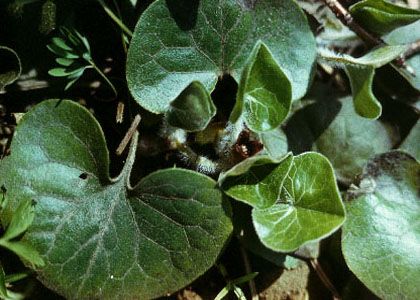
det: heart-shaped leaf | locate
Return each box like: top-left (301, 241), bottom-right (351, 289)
top-left (221, 153), bottom-right (345, 252)
top-left (232, 42), bottom-right (292, 132)
top-left (318, 45), bottom-right (407, 119)
top-left (0, 100), bottom-right (232, 299)
top-left (350, 0), bottom-right (420, 35)
top-left (342, 151), bottom-right (420, 300)
top-left (0, 46), bottom-right (21, 91)
top-left (314, 97), bottom-right (394, 184)
top-left (166, 81), bottom-right (216, 132)
top-left (126, 0), bottom-right (316, 113)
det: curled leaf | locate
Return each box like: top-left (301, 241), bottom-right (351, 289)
top-left (0, 46), bottom-right (22, 91)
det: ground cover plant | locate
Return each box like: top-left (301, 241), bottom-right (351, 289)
top-left (0, 0), bottom-right (419, 299)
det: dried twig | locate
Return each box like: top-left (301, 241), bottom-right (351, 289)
top-left (116, 114), bottom-right (141, 155)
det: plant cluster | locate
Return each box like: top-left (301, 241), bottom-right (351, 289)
top-left (0, 0), bottom-right (419, 299)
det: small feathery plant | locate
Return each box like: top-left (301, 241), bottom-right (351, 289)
top-left (47, 27), bottom-right (117, 96)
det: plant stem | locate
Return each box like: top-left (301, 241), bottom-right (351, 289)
top-left (239, 246), bottom-right (259, 300)
top-left (97, 0), bottom-right (133, 37)
top-left (88, 61), bottom-right (118, 98)
top-left (309, 259), bottom-right (341, 300)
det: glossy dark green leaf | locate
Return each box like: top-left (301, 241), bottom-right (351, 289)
top-left (0, 46), bottom-right (22, 91)
top-left (221, 154), bottom-right (293, 209)
top-left (252, 153), bottom-right (345, 252)
top-left (350, 0), bottom-right (420, 35)
top-left (314, 98), bottom-right (394, 184)
top-left (221, 153), bottom-right (345, 252)
top-left (233, 42), bottom-right (292, 132)
top-left (319, 46), bottom-right (407, 119)
top-left (342, 151), bottom-right (420, 300)
top-left (399, 121), bottom-right (419, 160)
top-left (166, 81), bottom-right (216, 132)
top-left (384, 20), bottom-right (420, 91)
top-left (0, 100), bottom-right (232, 299)
top-left (127, 0), bottom-right (316, 113)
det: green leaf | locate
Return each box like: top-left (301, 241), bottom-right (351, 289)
top-left (48, 67), bottom-right (86, 78)
top-left (318, 46), bottom-right (407, 119)
top-left (231, 272), bottom-right (258, 286)
top-left (166, 81), bottom-right (216, 132)
top-left (46, 44), bottom-right (78, 59)
top-left (214, 286), bottom-right (230, 300)
top-left (318, 45), bottom-right (407, 69)
top-left (221, 154), bottom-right (294, 209)
top-left (55, 58), bottom-right (74, 67)
top-left (350, 0), bottom-right (420, 35)
top-left (51, 37), bottom-right (72, 51)
top-left (346, 66), bottom-right (381, 119)
top-left (233, 285), bottom-right (246, 300)
top-left (0, 46), bottom-right (22, 91)
top-left (399, 121), bottom-right (419, 160)
top-left (233, 42), bottom-right (292, 132)
top-left (342, 151), bottom-right (420, 300)
top-left (221, 153), bottom-right (345, 252)
top-left (384, 20), bottom-right (420, 91)
top-left (0, 241), bottom-right (45, 268)
top-left (127, 0), bottom-right (316, 113)
top-left (314, 97), bottom-right (394, 184)
top-left (0, 100), bottom-right (232, 299)
top-left (252, 153), bottom-right (345, 252)
top-left (258, 127), bottom-right (288, 160)
top-left (1, 199), bottom-right (35, 241)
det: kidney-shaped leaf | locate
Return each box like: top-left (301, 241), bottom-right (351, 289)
top-left (0, 46), bottom-right (21, 91)
top-left (342, 151), bottom-right (420, 300)
top-left (314, 97), bottom-right (394, 184)
top-left (221, 153), bottom-right (345, 252)
top-left (232, 42), bottom-right (292, 132)
top-left (350, 0), bottom-right (420, 35)
top-left (166, 81), bottom-right (216, 132)
top-left (0, 100), bottom-right (232, 299)
top-left (126, 0), bottom-right (316, 113)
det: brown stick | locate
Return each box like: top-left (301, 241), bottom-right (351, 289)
top-left (116, 114), bottom-right (141, 155)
